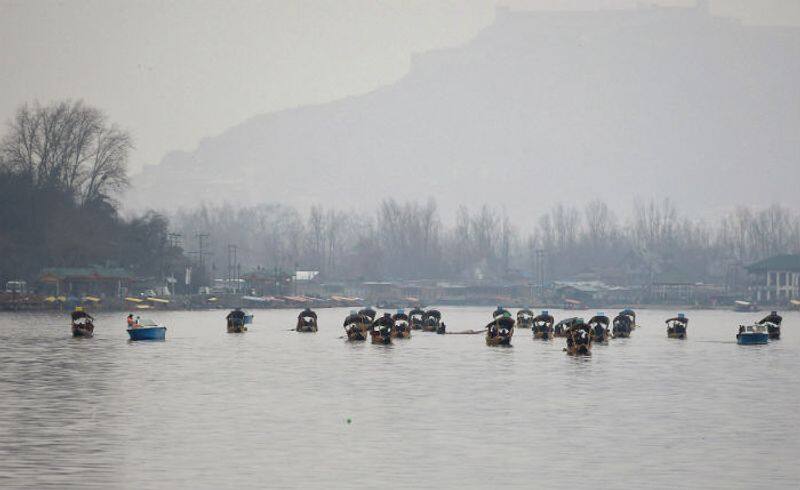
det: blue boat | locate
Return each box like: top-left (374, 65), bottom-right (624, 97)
top-left (736, 324), bottom-right (769, 345)
top-left (127, 318), bottom-right (166, 341)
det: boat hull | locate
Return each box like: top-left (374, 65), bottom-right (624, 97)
top-left (767, 326), bottom-right (780, 339)
top-left (296, 325), bottom-right (317, 333)
top-left (533, 330), bottom-right (552, 340)
top-left (486, 333), bottom-right (512, 346)
top-left (567, 344), bottom-right (591, 355)
top-left (371, 333), bottom-right (392, 344)
top-left (737, 332), bottom-right (769, 345)
top-left (227, 324), bottom-right (248, 333)
top-left (71, 325), bottom-right (94, 338)
top-left (127, 327), bottom-right (166, 341)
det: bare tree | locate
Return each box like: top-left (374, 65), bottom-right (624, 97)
top-left (0, 100), bottom-right (132, 205)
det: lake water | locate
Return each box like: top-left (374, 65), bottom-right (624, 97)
top-left (0, 307), bottom-right (798, 489)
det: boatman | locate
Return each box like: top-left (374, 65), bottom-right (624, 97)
top-left (71, 306), bottom-right (93, 323)
top-left (127, 314), bottom-right (136, 328)
top-left (757, 311), bottom-right (782, 326)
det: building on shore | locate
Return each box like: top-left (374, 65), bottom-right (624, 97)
top-left (38, 266), bottom-right (134, 298)
top-left (746, 254), bottom-right (800, 304)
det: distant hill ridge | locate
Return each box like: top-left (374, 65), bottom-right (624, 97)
top-left (129, 5), bottom-right (800, 223)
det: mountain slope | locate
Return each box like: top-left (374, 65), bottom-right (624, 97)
top-left (130, 6), bottom-right (800, 224)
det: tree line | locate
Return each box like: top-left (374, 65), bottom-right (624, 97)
top-left (2, 100), bottom-right (799, 291)
top-left (0, 100), bottom-right (188, 285)
top-left (170, 198), bottom-right (800, 287)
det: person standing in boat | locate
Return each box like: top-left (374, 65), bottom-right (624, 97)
top-left (757, 311), bottom-right (782, 326)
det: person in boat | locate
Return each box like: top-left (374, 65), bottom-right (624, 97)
top-left (71, 306), bottom-right (93, 323)
top-left (127, 314), bottom-right (136, 328)
top-left (757, 311), bottom-right (782, 326)
top-left (492, 306), bottom-right (510, 319)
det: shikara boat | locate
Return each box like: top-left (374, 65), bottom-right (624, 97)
top-left (588, 313), bottom-right (610, 343)
top-left (358, 307), bottom-right (377, 323)
top-left (757, 311), bottom-right (782, 340)
top-left (296, 308), bottom-right (318, 332)
top-left (343, 311), bottom-right (370, 341)
top-left (553, 317), bottom-right (578, 337)
top-left (564, 318), bottom-right (591, 355)
top-left (422, 309), bottom-right (442, 332)
top-left (392, 310), bottom-right (411, 339)
top-left (226, 308), bottom-right (250, 333)
top-left (734, 300), bottom-right (760, 312)
top-left (486, 315), bottom-right (514, 346)
top-left (127, 318), bottom-right (167, 341)
top-left (666, 314), bottom-right (688, 339)
top-left (532, 311), bottom-right (554, 339)
top-left (409, 308), bottom-right (426, 330)
top-left (619, 308), bottom-right (637, 329)
top-left (516, 309), bottom-right (535, 330)
top-left (612, 310), bottom-right (634, 338)
top-left (737, 323), bottom-right (769, 345)
top-left (70, 307), bottom-right (94, 338)
top-left (370, 313), bottom-right (394, 344)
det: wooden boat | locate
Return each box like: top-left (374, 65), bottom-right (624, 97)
top-left (516, 309), bottom-right (534, 330)
top-left (757, 311), bottom-right (782, 340)
top-left (70, 307), bottom-right (94, 338)
top-left (612, 310), bottom-right (634, 338)
top-left (343, 311), bottom-right (370, 341)
top-left (564, 318), bottom-right (591, 355)
top-left (370, 313), bottom-right (393, 344)
top-left (531, 311), bottom-right (554, 339)
top-left (71, 320), bottom-right (94, 338)
top-left (296, 308), bottom-right (318, 332)
top-left (553, 317), bottom-right (578, 337)
top-left (734, 300), bottom-right (760, 312)
top-left (619, 308), bottom-right (637, 329)
top-left (409, 308), bottom-right (425, 330)
top-left (588, 313), bottom-right (610, 343)
top-left (392, 310), bottom-right (411, 339)
top-left (226, 308), bottom-right (250, 333)
top-left (422, 309), bottom-right (442, 332)
top-left (485, 315), bottom-right (514, 346)
top-left (666, 314), bottom-right (688, 339)
top-left (127, 318), bottom-right (166, 341)
top-left (737, 323), bottom-right (769, 345)
top-left (358, 307), bottom-right (377, 323)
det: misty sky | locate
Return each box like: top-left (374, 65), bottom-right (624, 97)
top-left (2, 0), bottom-right (799, 176)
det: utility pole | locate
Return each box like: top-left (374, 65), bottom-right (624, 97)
top-left (186, 232), bottom-right (211, 287)
top-left (535, 249), bottom-right (545, 296)
top-left (227, 244), bottom-right (238, 294)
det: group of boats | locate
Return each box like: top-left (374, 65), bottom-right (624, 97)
top-left (68, 305), bottom-right (785, 349)
top-left (342, 307), bottom-right (445, 343)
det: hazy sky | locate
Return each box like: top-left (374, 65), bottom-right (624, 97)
top-left (2, 0), bottom-right (799, 174)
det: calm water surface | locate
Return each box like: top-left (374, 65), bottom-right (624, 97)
top-left (1, 307), bottom-right (798, 489)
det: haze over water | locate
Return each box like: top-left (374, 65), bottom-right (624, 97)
top-left (1, 307), bottom-right (798, 489)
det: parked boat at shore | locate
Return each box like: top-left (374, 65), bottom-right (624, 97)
top-left (565, 318), bottom-right (591, 355)
top-left (734, 300), bottom-right (760, 312)
top-left (532, 310), bottom-right (554, 339)
top-left (486, 312), bottom-right (514, 346)
top-left (737, 323), bottom-right (769, 345)
top-left (588, 313), bottom-right (610, 343)
top-left (296, 308), bottom-right (318, 332)
top-left (392, 310), bottom-right (411, 339)
top-left (127, 318), bottom-right (166, 341)
top-left (666, 314), bottom-right (688, 339)
top-left (343, 311), bottom-right (370, 341)
top-left (70, 307), bottom-right (94, 338)
top-left (756, 311), bottom-right (782, 339)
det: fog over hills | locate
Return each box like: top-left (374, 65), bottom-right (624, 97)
top-left (130, 5), bottom-right (800, 224)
